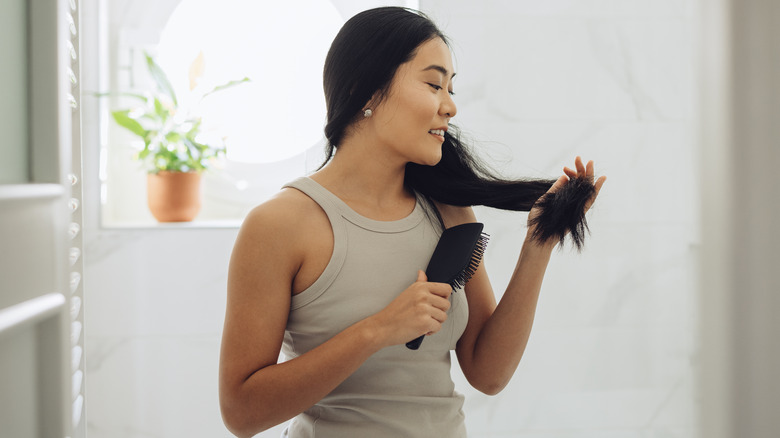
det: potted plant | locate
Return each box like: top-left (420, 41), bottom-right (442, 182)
top-left (109, 52), bottom-right (248, 222)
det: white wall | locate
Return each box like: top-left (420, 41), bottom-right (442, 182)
top-left (420, 1), bottom-right (697, 437)
top-left (81, 1), bottom-right (697, 437)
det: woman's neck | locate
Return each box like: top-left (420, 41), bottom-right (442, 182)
top-left (310, 136), bottom-right (415, 215)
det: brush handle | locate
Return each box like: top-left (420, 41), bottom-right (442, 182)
top-left (406, 332), bottom-right (431, 350)
top-left (405, 223), bottom-right (487, 350)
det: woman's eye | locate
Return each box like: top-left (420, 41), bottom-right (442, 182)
top-left (427, 83), bottom-right (455, 96)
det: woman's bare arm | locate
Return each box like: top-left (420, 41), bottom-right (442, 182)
top-left (452, 221), bottom-right (555, 395)
top-left (443, 157), bottom-right (606, 395)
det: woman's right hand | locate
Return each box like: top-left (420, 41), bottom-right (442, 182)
top-left (370, 270), bottom-right (453, 347)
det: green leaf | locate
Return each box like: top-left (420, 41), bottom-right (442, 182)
top-left (182, 138), bottom-right (199, 163)
top-left (153, 97), bottom-right (168, 121)
top-left (202, 77), bottom-right (251, 99)
top-left (144, 52), bottom-right (178, 106)
top-left (111, 110), bottom-right (148, 138)
top-left (94, 91), bottom-right (149, 102)
top-left (186, 118), bottom-right (202, 137)
top-left (165, 132), bottom-right (182, 144)
top-left (139, 113), bottom-right (160, 123)
top-left (142, 135), bottom-right (155, 151)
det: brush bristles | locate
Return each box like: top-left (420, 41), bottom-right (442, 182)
top-left (451, 232), bottom-right (490, 290)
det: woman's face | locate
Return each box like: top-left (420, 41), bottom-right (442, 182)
top-left (369, 37), bottom-right (457, 166)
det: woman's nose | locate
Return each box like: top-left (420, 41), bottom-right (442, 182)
top-left (441, 94), bottom-right (457, 118)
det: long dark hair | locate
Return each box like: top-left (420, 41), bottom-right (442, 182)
top-left (321, 7), bottom-right (594, 248)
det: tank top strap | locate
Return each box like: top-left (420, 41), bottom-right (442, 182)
top-left (282, 177), bottom-right (349, 310)
top-left (282, 177), bottom-right (348, 225)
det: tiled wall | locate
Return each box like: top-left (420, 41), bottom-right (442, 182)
top-left (82, 1), bottom-right (697, 437)
top-left (419, 1), bottom-right (697, 437)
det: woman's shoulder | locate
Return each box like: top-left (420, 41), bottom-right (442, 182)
top-left (236, 188), bottom-right (325, 243)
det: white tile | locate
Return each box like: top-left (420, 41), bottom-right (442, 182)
top-left (421, 2), bottom-right (492, 19)
top-left (483, 19), bottom-right (636, 122)
top-left (424, 0), bottom-right (693, 18)
top-left (454, 332), bottom-right (695, 432)
top-left (84, 334), bottom-right (304, 438)
top-left (462, 122), bottom-right (697, 226)
top-left (477, 18), bottom-right (691, 122)
top-left (535, 224), bottom-right (699, 328)
top-left (84, 228), bottom-right (237, 337)
top-left (86, 336), bottom-right (227, 437)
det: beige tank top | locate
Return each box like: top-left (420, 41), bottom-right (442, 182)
top-left (280, 177), bottom-right (469, 438)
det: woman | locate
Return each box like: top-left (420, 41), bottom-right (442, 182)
top-left (219, 7), bottom-right (606, 438)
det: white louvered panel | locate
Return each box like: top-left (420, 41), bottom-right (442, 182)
top-left (70, 271), bottom-right (81, 293)
top-left (70, 296), bottom-right (81, 321)
top-left (71, 345), bottom-right (83, 371)
top-left (72, 393), bottom-right (84, 429)
top-left (68, 0), bottom-right (86, 436)
top-left (1, 0), bottom-right (78, 436)
top-left (70, 321), bottom-right (82, 346)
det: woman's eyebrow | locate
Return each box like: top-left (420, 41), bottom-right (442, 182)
top-left (421, 64), bottom-right (456, 79)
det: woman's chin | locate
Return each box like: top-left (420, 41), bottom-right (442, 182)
top-left (414, 151), bottom-right (443, 167)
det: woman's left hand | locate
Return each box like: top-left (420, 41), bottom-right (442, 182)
top-left (527, 156), bottom-right (607, 233)
top-left (561, 156), bottom-right (607, 214)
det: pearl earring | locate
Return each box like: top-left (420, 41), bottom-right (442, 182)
top-left (363, 108), bottom-right (373, 118)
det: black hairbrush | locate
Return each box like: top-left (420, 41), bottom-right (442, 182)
top-left (406, 222), bottom-right (489, 350)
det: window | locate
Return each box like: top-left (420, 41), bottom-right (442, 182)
top-left (100, 0), bottom-right (416, 226)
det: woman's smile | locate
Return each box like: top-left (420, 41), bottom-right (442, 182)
top-left (428, 128), bottom-right (446, 142)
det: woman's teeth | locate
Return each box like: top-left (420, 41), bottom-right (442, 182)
top-left (429, 129), bottom-right (444, 136)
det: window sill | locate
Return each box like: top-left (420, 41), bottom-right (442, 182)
top-left (100, 219), bottom-right (242, 230)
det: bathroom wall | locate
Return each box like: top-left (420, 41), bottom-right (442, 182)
top-left (418, 1), bottom-right (697, 437)
top-left (81, 1), bottom-right (697, 437)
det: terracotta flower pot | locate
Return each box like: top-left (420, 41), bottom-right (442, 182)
top-left (146, 171), bottom-right (202, 222)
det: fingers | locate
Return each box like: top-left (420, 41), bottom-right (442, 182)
top-left (575, 156), bottom-right (586, 175)
top-left (584, 175), bottom-right (608, 211)
top-left (419, 282), bottom-right (452, 315)
top-left (413, 275), bottom-right (452, 311)
top-left (416, 286), bottom-right (451, 336)
top-left (429, 307), bottom-right (449, 324)
top-left (566, 157), bottom-right (595, 182)
top-left (568, 157), bottom-right (600, 180)
top-left (594, 175), bottom-right (607, 194)
top-left (423, 300), bottom-right (450, 336)
top-left (564, 156), bottom-right (607, 212)
top-left (379, 274), bottom-right (457, 346)
top-left (429, 285), bottom-right (454, 302)
top-left (417, 270), bottom-right (451, 299)
top-left (585, 159), bottom-right (595, 181)
top-left (549, 174), bottom-right (569, 193)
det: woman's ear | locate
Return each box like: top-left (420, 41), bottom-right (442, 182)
top-left (363, 90), bottom-right (383, 114)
